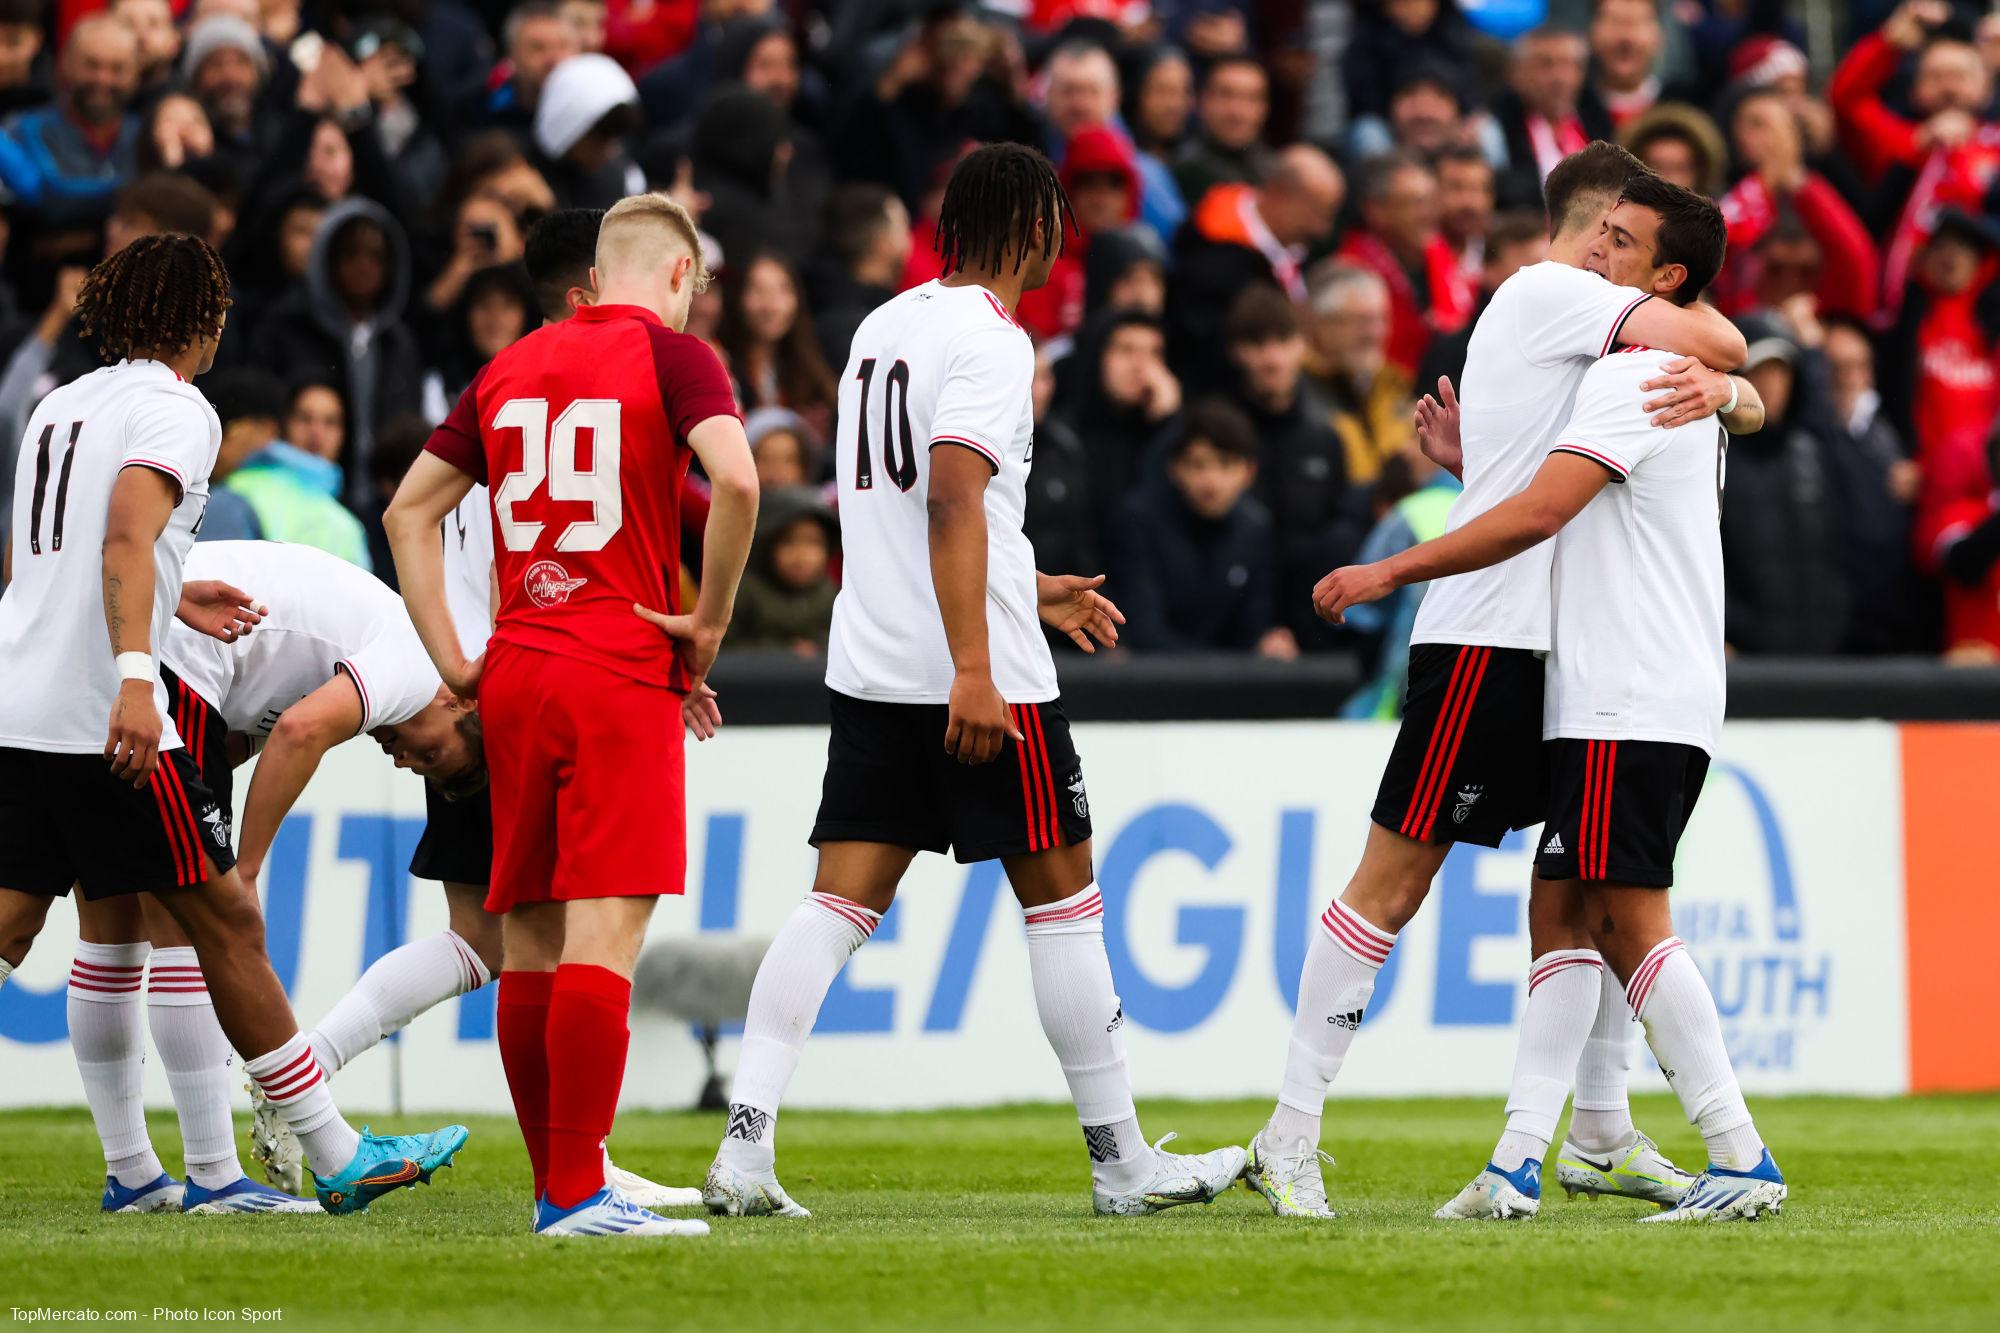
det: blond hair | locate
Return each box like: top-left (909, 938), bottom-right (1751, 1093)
top-left (596, 192), bottom-right (710, 293)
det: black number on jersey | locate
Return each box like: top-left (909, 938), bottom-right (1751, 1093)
top-left (27, 420), bottom-right (82, 555)
top-left (851, 357), bottom-right (918, 493)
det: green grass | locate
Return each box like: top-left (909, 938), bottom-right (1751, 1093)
top-left (1, 1096), bottom-right (1996, 1331)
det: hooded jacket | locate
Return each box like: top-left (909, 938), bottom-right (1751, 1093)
top-left (257, 197), bottom-right (423, 510)
top-left (731, 485), bottom-right (838, 652)
top-left (693, 86), bottom-right (820, 271)
top-left (1018, 125), bottom-right (1142, 342)
top-left (533, 53), bottom-right (647, 210)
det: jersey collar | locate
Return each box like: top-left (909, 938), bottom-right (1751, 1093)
top-left (575, 303), bottom-right (664, 327)
top-left (120, 358), bottom-right (186, 383)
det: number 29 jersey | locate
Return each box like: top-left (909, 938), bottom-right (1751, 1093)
top-left (827, 281), bottom-right (1057, 706)
top-left (423, 303), bottom-right (739, 692)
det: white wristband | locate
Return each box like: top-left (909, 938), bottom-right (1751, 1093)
top-left (1720, 378), bottom-right (1740, 416)
top-left (115, 652), bottom-right (154, 683)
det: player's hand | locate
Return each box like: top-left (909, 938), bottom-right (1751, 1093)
top-left (104, 681), bottom-right (162, 788)
top-left (1415, 376), bottom-right (1463, 478)
top-left (944, 673), bottom-right (1022, 766)
top-left (634, 604), bottom-right (724, 685)
top-left (442, 651), bottom-right (484, 701)
top-left (1640, 358), bottom-right (1731, 428)
top-left (1886, 0), bottom-right (1951, 50)
top-left (177, 580), bottom-right (266, 644)
top-left (1036, 573), bottom-right (1125, 652)
top-left (683, 681), bottom-right (722, 741)
top-left (1312, 562), bottom-right (1396, 625)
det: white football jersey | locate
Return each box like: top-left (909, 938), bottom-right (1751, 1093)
top-left (825, 281), bottom-right (1056, 704)
top-left (0, 360), bottom-right (219, 753)
top-left (442, 483), bottom-right (495, 661)
top-left (1411, 262), bottom-right (1655, 653)
top-left (161, 541), bottom-right (440, 736)
top-left (1543, 350), bottom-right (1728, 753)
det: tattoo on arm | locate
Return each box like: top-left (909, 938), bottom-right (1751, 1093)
top-left (106, 572), bottom-right (124, 651)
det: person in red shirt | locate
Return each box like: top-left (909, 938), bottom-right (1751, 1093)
top-left (385, 192), bottom-right (759, 1239)
top-left (1336, 151), bottom-right (1473, 377)
top-left (1920, 432), bottom-right (2000, 660)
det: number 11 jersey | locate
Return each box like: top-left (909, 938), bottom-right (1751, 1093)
top-left (423, 302), bottom-right (739, 692)
top-left (827, 280), bottom-right (1056, 705)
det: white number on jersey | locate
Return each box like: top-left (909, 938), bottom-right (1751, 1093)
top-left (492, 397), bottom-right (625, 552)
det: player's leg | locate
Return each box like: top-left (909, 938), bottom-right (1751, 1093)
top-left (495, 901), bottom-right (563, 1202)
top-left (705, 840), bottom-right (908, 1218)
top-left (307, 881), bottom-right (496, 1074)
top-left (0, 887), bottom-right (53, 975)
top-left (70, 892), bottom-right (178, 1212)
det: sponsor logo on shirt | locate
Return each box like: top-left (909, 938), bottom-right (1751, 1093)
top-left (523, 559), bottom-right (588, 608)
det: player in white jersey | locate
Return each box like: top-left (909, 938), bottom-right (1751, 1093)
top-left (703, 144), bottom-right (1244, 1220)
top-left (1243, 143), bottom-right (1765, 1219)
top-left (0, 237), bottom-right (468, 1216)
top-left (1319, 174), bottom-right (1785, 1223)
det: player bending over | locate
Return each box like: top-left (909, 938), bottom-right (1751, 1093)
top-left (1320, 174), bottom-right (1785, 1223)
top-left (388, 192), bottom-right (758, 1239)
top-left (701, 143), bottom-right (1245, 1221)
top-left (0, 237), bottom-right (468, 1217)
top-left (1246, 142), bottom-right (1758, 1219)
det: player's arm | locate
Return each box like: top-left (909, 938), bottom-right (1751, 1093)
top-left (1315, 454), bottom-right (1612, 623)
top-left (636, 415), bottom-right (758, 683)
top-left (1639, 360), bottom-right (1767, 433)
top-left (930, 446), bottom-right (1024, 764)
top-left (1617, 300), bottom-right (1748, 371)
top-left (233, 675), bottom-right (365, 893)
top-left (100, 466), bottom-right (180, 786)
top-left (385, 451), bottom-right (478, 695)
top-left (1035, 572), bottom-right (1124, 653)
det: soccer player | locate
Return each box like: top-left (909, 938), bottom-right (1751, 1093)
top-left (699, 143), bottom-right (1245, 1221)
top-left (0, 236), bottom-right (467, 1216)
top-left (1245, 142), bottom-right (1759, 1219)
top-left (386, 192), bottom-right (758, 1239)
top-left (1318, 174), bottom-right (1787, 1223)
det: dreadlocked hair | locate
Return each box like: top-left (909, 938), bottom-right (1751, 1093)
top-left (74, 233), bottom-right (233, 363)
top-left (934, 142), bottom-right (1077, 276)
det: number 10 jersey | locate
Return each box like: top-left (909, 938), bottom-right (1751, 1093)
top-left (423, 302), bottom-right (740, 692)
top-left (826, 280), bottom-right (1057, 705)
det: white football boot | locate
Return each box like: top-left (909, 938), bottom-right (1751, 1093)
top-left (604, 1153), bottom-right (703, 1209)
top-left (703, 1155), bottom-right (812, 1218)
top-left (247, 1082), bottom-right (305, 1197)
top-left (1242, 1127), bottom-right (1337, 1218)
top-left (1555, 1130), bottom-right (1694, 1207)
top-left (1092, 1133), bottom-right (1248, 1216)
top-left (534, 1186), bottom-right (710, 1237)
top-left (1434, 1158), bottom-right (1543, 1220)
top-left (1637, 1150), bottom-right (1786, 1223)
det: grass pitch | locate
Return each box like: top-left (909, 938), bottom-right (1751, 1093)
top-left (0, 1096), bottom-right (1994, 1331)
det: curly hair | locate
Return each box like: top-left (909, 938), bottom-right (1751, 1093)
top-left (74, 234), bottom-right (233, 363)
top-left (935, 142), bottom-right (1076, 276)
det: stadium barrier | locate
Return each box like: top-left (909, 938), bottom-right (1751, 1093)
top-left (4, 710), bottom-right (1996, 1110)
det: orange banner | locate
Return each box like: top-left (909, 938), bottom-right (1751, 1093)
top-left (1902, 723), bottom-right (2000, 1093)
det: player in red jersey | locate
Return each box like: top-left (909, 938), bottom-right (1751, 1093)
top-left (386, 193), bottom-right (759, 1240)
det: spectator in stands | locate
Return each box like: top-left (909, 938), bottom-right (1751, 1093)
top-left (1356, 62), bottom-right (1482, 162)
top-left (474, 0), bottom-right (580, 135)
top-left (1926, 431), bottom-right (2000, 660)
top-left (1717, 85), bottom-right (1880, 320)
top-left (1025, 343), bottom-right (1095, 592)
top-left (1041, 38), bottom-right (1181, 245)
top-left (1304, 262), bottom-right (1413, 487)
top-left (0, 0), bottom-right (48, 119)
top-left (744, 406), bottom-right (820, 492)
top-left (532, 51), bottom-right (643, 208)
top-left (1121, 42), bottom-right (1192, 237)
top-left (1817, 312), bottom-right (1924, 654)
top-left (1224, 286), bottom-right (1361, 650)
top-left (1433, 145), bottom-right (1495, 295)
top-left (1109, 399), bottom-right (1289, 657)
top-left (0, 14), bottom-right (141, 232)
top-left (1343, 0), bottom-right (1479, 127)
top-left (1338, 152), bottom-right (1472, 376)
top-left (425, 261), bottom-right (536, 418)
top-left (1061, 307), bottom-right (1181, 528)
top-left (1720, 330), bottom-right (1846, 655)
top-left (192, 368), bottom-right (268, 543)
top-left (1620, 101), bottom-right (1727, 196)
top-left (1171, 54), bottom-right (1271, 207)
top-left (694, 85), bottom-right (811, 271)
top-left (1018, 124), bottom-right (1138, 341)
top-left (213, 369), bottom-right (371, 568)
top-left (731, 485), bottom-right (837, 655)
top-left (1082, 224), bottom-right (1167, 321)
top-left (259, 197), bottom-right (423, 510)
top-left (1590, 0), bottom-right (1666, 128)
top-left (179, 16), bottom-right (274, 178)
top-left (112, 0), bottom-right (179, 96)
top-left (719, 247), bottom-right (838, 439)
top-left (284, 378), bottom-right (347, 462)
top-left (1170, 144), bottom-right (1343, 390)
top-left (1417, 207), bottom-right (1547, 396)
top-left (1494, 25), bottom-right (1612, 202)
top-left (809, 183), bottom-right (909, 373)
top-left (1883, 209), bottom-right (2000, 512)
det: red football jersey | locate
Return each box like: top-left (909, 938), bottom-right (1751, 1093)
top-left (424, 303), bottom-right (739, 691)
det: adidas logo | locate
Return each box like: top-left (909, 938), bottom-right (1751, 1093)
top-left (1542, 832), bottom-right (1565, 855)
top-left (1328, 1008), bottom-right (1365, 1031)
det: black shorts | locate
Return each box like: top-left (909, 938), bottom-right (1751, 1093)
top-left (810, 691), bottom-right (1092, 863)
top-left (1534, 739), bottom-right (1710, 888)
top-left (1370, 644), bottom-right (1547, 848)
top-left (410, 780), bottom-right (494, 885)
top-left (163, 665), bottom-right (232, 813)
top-left (0, 744), bottom-right (237, 900)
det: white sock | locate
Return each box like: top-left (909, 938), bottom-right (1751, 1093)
top-left (1493, 949), bottom-right (1603, 1170)
top-left (1627, 937), bottom-right (1766, 1170)
top-left (1270, 898), bottom-right (1395, 1148)
top-left (718, 892), bottom-right (879, 1171)
top-left (1571, 965), bottom-right (1639, 1152)
top-left (243, 1033), bottom-right (360, 1176)
top-left (146, 947), bottom-right (242, 1189)
top-left (308, 930), bottom-right (492, 1074)
top-left (1021, 887), bottom-right (1153, 1191)
top-left (70, 942), bottom-right (162, 1187)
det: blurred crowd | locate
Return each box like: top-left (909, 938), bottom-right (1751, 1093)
top-left (3, 0), bottom-right (2000, 685)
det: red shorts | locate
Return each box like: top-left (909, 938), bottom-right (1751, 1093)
top-left (479, 643), bottom-right (687, 913)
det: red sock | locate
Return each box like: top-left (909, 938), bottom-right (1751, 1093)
top-left (495, 970), bottom-right (556, 1199)
top-left (544, 963), bottom-right (632, 1209)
